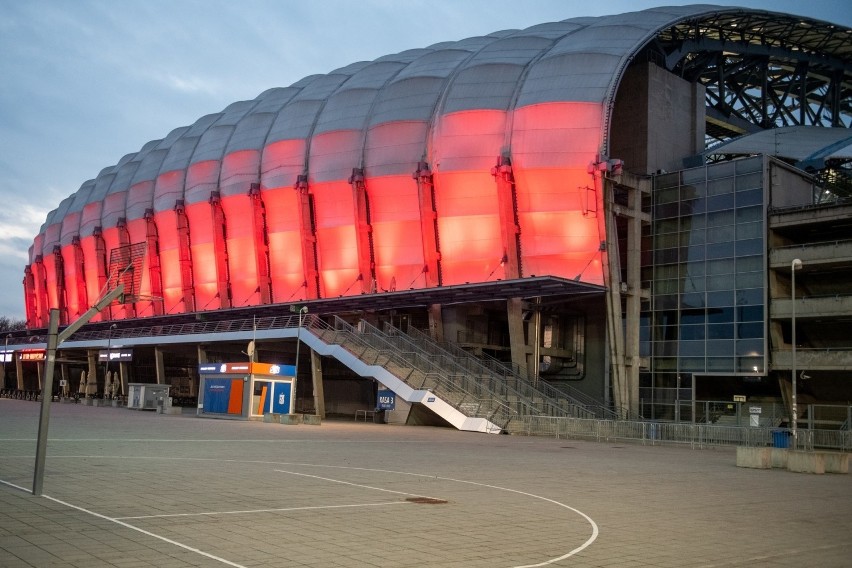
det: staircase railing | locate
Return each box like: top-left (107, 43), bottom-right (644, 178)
top-left (379, 322), bottom-right (585, 420)
top-left (403, 324), bottom-right (618, 420)
top-left (304, 316), bottom-right (517, 428)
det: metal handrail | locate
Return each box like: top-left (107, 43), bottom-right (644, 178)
top-left (309, 316), bottom-right (517, 427)
top-left (402, 324), bottom-right (616, 419)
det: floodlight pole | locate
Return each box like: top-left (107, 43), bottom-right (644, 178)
top-left (33, 285), bottom-right (124, 496)
top-left (791, 259), bottom-right (802, 448)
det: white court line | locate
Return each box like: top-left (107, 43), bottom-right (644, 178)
top-left (115, 500), bottom-right (408, 520)
top-left (2, 456), bottom-right (598, 568)
top-left (0, 478), bottom-right (247, 568)
top-left (273, 468), bottom-right (444, 500)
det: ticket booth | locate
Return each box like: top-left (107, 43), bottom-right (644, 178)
top-left (198, 362), bottom-right (296, 420)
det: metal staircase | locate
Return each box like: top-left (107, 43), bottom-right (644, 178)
top-left (391, 324), bottom-right (617, 421)
top-left (301, 316), bottom-right (508, 433)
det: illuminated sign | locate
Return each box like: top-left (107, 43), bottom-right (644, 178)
top-left (198, 362), bottom-right (296, 376)
top-left (19, 349), bottom-right (45, 362)
top-left (98, 349), bottom-right (133, 362)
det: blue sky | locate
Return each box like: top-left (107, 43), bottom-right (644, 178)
top-left (1, 0), bottom-right (850, 321)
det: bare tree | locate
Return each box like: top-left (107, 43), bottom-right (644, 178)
top-left (0, 316), bottom-right (26, 333)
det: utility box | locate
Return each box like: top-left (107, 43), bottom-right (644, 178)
top-left (127, 383), bottom-right (171, 410)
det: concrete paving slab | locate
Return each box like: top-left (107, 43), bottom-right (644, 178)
top-left (1, 399), bottom-right (851, 567)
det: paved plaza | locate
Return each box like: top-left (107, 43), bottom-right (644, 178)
top-left (1, 399), bottom-right (850, 568)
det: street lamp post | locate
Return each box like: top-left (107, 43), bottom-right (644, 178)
top-left (791, 259), bottom-right (802, 447)
top-left (292, 306), bottom-right (308, 414)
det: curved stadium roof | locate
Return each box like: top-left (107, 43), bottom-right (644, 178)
top-left (27, 4), bottom-right (852, 324)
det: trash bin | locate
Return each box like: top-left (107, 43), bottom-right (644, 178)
top-left (772, 429), bottom-right (791, 448)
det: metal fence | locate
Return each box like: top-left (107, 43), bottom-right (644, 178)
top-left (514, 415), bottom-right (852, 452)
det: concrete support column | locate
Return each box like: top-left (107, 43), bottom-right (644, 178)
top-left (428, 304), bottom-right (444, 343)
top-left (310, 349), bottom-right (325, 419)
top-left (507, 297), bottom-right (530, 379)
top-left (119, 362), bottom-right (129, 396)
top-left (154, 347), bottom-right (166, 385)
top-left (196, 345), bottom-right (209, 397)
top-left (16, 356), bottom-right (24, 390)
top-left (87, 350), bottom-right (98, 396)
top-left (37, 361), bottom-right (44, 391)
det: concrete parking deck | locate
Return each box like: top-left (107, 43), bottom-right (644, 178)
top-left (1, 399), bottom-right (851, 568)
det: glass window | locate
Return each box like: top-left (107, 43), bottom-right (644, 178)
top-left (680, 229), bottom-right (705, 246)
top-left (736, 206), bottom-right (762, 223)
top-left (682, 245), bottom-right (705, 262)
top-left (655, 202), bottom-right (679, 219)
top-left (708, 209), bottom-right (735, 227)
top-left (707, 357), bottom-right (735, 372)
top-left (706, 224), bottom-right (735, 243)
top-left (736, 187), bottom-right (763, 206)
top-left (707, 242), bottom-right (735, 259)
top-left (679, 341), bottom-right (705, 357)
top-left (679, 324), bottom-right (706, 340)
top-left (656, 172), bottom-right (681, 189)
top-left (707, 339), bottom-right (734, 357)
top-left (736, 238), bottom-right (763, 256)
top-left (706, 274), bottom-right (735, 291)
top-left (707, 290), bottom-right (734, 307)
top-left (680, 358), bottom-right (706, 372)
top-left (736, 339), bottom-right (763, 356)
top-left (654, 357), bottom-right (677, 371)
top-left (707, 258), bottom-right (735, 274)
top-left (736, 221), bottom-right (763, 240)
top-left (680, 292), bottom-right (705, 309)
top-left (707, 193), bottom-right (735, 211)
top-left (736, 288), bottom-right (763, 306)
top-left (737, 304), bottom-right (764, 322)
top-left (682, 261), bottom-right (706, 278)
top-left (655, 219), bottom-right (678, 234)
top-left (681, 309), bottom-right (706, 325)
top-left (707, 323), bottom-right (734, 339)
top-left (736, 271), bottom-right (763, 289)
top-left (736, 255), bottom-right (763, 273)
top-left (655, 187), bottom-right (679, 204)
top-left (737, 322), bottom-right (763, 339)
top-left (735, 157), bottom-right (762, 175)
top-left (654, 341), bottom-right (678, 357)
top-left (682, 214), bottom-right (706, 230)
top-left (710, 161), bottom-right (737, 178)
top-left (707, 306), bottom-right (734, 323)
top-left (708, 177), bottom-right (735, 196)
top-left (680, 198), bottom-right (706, 216)
top-left (735, 172), bottom-right (762, 191)
top-left (682, 168), bottom-right (706, 186)
top-left (680, 182), bottom-right (705, 199)
top-left (737, 356), bottom-right (764, 374)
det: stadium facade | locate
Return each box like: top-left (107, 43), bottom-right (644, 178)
top-left (4, 5), bottom-right (851, 430)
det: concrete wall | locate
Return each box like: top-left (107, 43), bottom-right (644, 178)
top-left (610, 62), bottom-right (705, 175)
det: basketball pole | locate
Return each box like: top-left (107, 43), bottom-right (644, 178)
top-left (33, 284), bottom-right (124, 496)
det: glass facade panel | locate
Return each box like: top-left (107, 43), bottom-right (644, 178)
top-left (647, 156), bottom-right (766, 387)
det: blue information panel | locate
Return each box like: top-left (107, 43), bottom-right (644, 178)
top-left (271, 382), bottom-right (292, 414)
top-left (377, 390), bottom-right (396, 411)
top-left (204, 379), bottom-right (232, 414)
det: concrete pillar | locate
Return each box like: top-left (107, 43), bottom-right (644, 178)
top-left (119, 362), bottom-right (129, 396)
top-left (507, 297), bottom-right (529, 379)
top-left (16, 356), bottom-right (24, 390)
top-left (196, 345), bottom-right (209, 397)
top-left (428, 304), bottom-right (444, 343)
top-left (87, 350), bottom-right (98, 395)
top-left (37, 361), bottom-right (44, 390)
top-left (310, 349), bottom-right (325, 419)
top-left (154, 346), bottom-right (166, 385)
